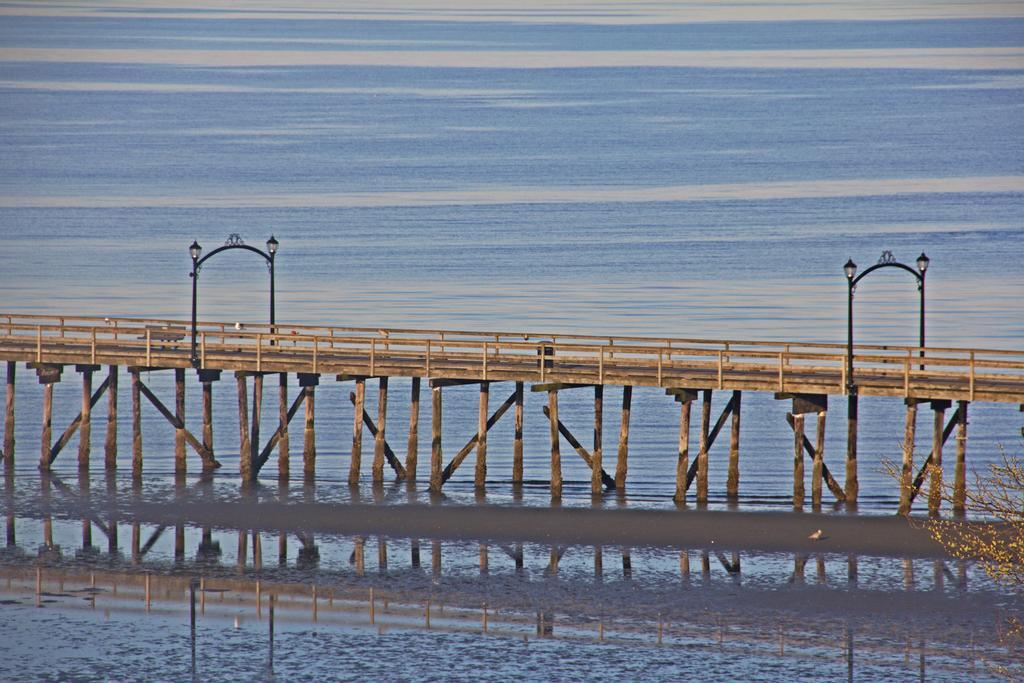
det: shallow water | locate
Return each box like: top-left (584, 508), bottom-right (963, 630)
top-left (1, 508), bottom-right (1021, 682)
top-left (1, 0), bottom-right (1023, 509)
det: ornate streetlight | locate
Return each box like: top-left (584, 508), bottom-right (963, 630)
top-left (844, 250), bottom-right (929, 392)
top-left (190, 234), bottom-right (278, 367)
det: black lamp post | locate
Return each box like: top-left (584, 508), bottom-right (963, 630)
top-left (844, 250), bottom-right (929, 393)
top-left (190, 233), bottom-right (279, 367)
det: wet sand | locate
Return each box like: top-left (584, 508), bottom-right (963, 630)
top-left (111, 501), bottom-right (959, 558)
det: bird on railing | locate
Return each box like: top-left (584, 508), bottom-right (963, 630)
top-left (234, 322), bottom-right (243, 331)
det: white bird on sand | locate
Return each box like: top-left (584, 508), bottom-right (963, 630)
top-left (808, 529), bottom-right (824, 541)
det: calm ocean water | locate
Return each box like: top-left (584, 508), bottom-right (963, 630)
top-left (0, 3), bottom-right (1022, 677)
top-left (1, 0), bottom-right (1022, 510)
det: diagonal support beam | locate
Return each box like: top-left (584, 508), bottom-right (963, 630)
top-left (706, 397), bottom-right (735, 454)
top-left (908, 405), bottom-right (960, 505)
top-left (440, 390), bottom-right (517, 485)
top-left (684, 394), bottom-right (735, 493)
top-left (137, 380), bottom-right (219, 469)
top-left (716, 551), bottom-right (741, 574)
top-left (498, 543), bottom-right (524, 564)
top-left (349, 392), bottom-right (407, 480)
top-left (253, 390), bottom-right (305, 474)
top-left (542, 405), bottom-right (615, 490)
top-left (47, 475), bottom-right (111, 537)
top-left (138, 525), bottom-right (167, 557)
top-left (543, 545), bottom-right (568, 576)
top-left (785, 413), bottom-right (846, 502)
top-left (48, 376), bottom-right (110, 465)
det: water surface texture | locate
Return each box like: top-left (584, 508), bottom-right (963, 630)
top-left (0, 3), bottom-right (1023, 677)
top-left (1, 0), bottom-right (1021, 500)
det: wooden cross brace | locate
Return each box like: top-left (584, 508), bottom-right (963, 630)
top-left (907, 403), bottom-right (961, 505)
top-left (438, 389), bottom-right (518, 485)
top-left (541, 405), bottom-right (615, 490)
top-left (716, 552), bottom-right (741, 574)
top-left (543, 545), bottom-right (568, 576)
top-left (785, 413), bottom-right (846, 502)
top-left (349, 391), bottom-right (407, 480)
top-left (498, 543), bottom-right (525, 567)
top-left (47, 374), bottom-right (110, 465)
top-left (252, 389), bottom-right (305, 475)
top-left (137, 379), bottom-right (220, 470)
top-left (47, 475), bottom-right (111, 538)
top-left (138, 525), bottom-right (167, 558)
top-left (683, 392), bottom-right (737, 493)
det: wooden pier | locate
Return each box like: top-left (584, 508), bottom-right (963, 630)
top-left (1, 314), bottom-right (1022, 514)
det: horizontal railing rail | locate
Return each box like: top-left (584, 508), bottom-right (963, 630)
top-left (1, 314), bottom-right (1022, 402)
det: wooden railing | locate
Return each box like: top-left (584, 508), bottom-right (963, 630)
top-left (1, 314), bottom-right (1022, 402)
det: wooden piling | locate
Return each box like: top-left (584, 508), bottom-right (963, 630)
top-left (78, 368), bottom-right (92, 471)
top-left (615, 385), bottom-right (632, 489)
top-left (953, 401), bottom-right (968, 515)
top-left (812, 411), bottom-right (826, 508)
top-left (697, 390), bottom-right (712, 503)
top-left (3, 362), bottom-right (14, 470)
top-left (237, 530), bottom-right (248, 570)
top-left (673, 398), bottom-right (691, 504)
top-left (592, 385), bottom-right (603, 495)
top-left (174, 523), bottom-right (184, 560)
top-left (278, 373), bottom-right (289, 478)
top-left (898, 400), bottom-right (919, 515)
top-left (727, 390), bottom-right (741, 498)
top-left (302, 380), bottom-right (316, 480)
top-left (475, 382), bottom-right (489, 489)
top-left (928, 401), bottom-right (947, 516)
top-left (792, 413), bottom-right (805, 507)
top-left (131, 370), bottom-right (142, 475)
top-left (430, 386), bottom-right (442, 492)
top-left (107, 517), bottom-right (118, 554)
top-left (548, 390), bottom-right (562, 498)
top-left (350, 378), bottom-right (365, 486)
top-left (513, 382), bottom-right (524, 485)
top-left (372, 377), bottom-right (389, 483)
top-left (431, 540), bottom-right (441, 578)
top-left (104, 366), bottom-right (116, 469)
top-left (68, 368), bottom-right (90, 471)
top-left (172, 368), bottom-right (185, 472)
top-left (845, 393), bottom-right (858, 504)
top-left (250, 373), bottom-right (263, 481)
top-left (237, 374), bottom-right (251, 481)
top-left (406, 377), bottom-right (420, 479)
top-left (201, 379), bottom-right (214, 456)
top-left (40, 382), bottom-right (53, 471)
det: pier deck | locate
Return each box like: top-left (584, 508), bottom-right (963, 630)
top-left (1, 314), bottom-right (1022, 514)
top-left (1, 314), bottom-right (1021, 403)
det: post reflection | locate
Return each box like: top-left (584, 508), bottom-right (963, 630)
top-left (1, 496), bottom-right (1019, 681)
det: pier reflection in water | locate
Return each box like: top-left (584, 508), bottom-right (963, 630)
top-left (2, 484), bottom-right (1022, 682)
